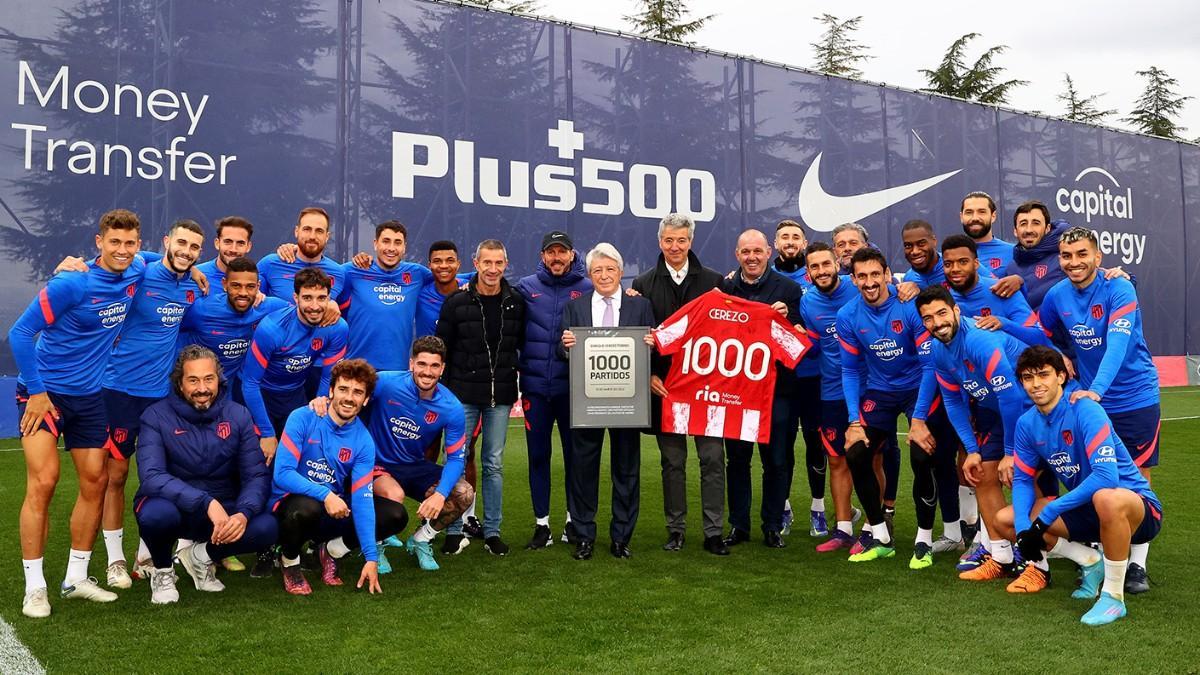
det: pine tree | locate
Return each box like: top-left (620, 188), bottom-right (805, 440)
top-left (624, 0), bottom-right (713, 43)
top-left (919, 33), bottom-right (1026, 104)
top-left (810, 14), bottom-right (870, 79)
top-left (1123, 67), bottom-right (1191, 139)
top-left (1058, 74), bottom-right (1116, 124)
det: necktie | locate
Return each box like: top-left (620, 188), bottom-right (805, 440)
top-left (602, 296), bottom-right (615, 327)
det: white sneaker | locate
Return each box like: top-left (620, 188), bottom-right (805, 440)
top-left (22, 587), bottom-right (51, 618)
top-left (932, 536), bottom-right (965, 554)
top-left (178, 544), bottom-right (225, 592)
top-left (131, 557), bottom-right (155, 581)
top-left (61, 577), bottom-right (118, 602)
top-left (149, 569), bottom-right (179, 605)
top-left (106, 560), bottom-right (132, 589)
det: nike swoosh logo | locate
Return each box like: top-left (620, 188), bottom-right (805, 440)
top-left (797, 153), bottom-right (962, 232)
top-left (921, 495), bottom-right (937, 507)
top-left (530, 293), bottom-right (543, 298)
top-left (174, 429), bottom-right (187, 435)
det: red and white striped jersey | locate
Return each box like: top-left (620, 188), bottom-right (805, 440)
top-left (652, 289), bottom-right (811, 443)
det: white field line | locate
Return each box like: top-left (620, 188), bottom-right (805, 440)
top-left (0, 614), bottom-right (44, 675)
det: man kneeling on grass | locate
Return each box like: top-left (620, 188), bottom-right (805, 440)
top-left (270, 359), bottom-right (408, 595)
top-left (992, 346), bottom-right (1163, 626)
top-left (134, 346), bottom-right (277, 604)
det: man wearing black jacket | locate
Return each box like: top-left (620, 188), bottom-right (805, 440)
top-left (134, 346), bottom-right (276, 604)
top-left (631, 214), bottom-right (729, 555)
top-left (437, 239), bottom-right (527, 556)
top-left (719, 229), bottom-right (804, 549)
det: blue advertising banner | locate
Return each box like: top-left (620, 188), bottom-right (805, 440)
top-left (2, 0), bottom-right (1196, 381)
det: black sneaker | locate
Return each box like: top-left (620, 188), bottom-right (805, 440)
top-left (441, 534), bottom-right (469, 556)
top-left (525, 524), bottom-right (553, 550)
top-left (300, 545), bottom-right (320, 572)
top-left (484, 536), bottom-right (510, 556)
top-left (1124, 562), bottom-right (1150, 594)
top-left (463, 516), bottom-right (484, 539)
top-left (250, 549), bottom-right (277, 578)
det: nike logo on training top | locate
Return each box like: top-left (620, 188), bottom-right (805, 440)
top-left (797, 153), bottom-right (962, 232)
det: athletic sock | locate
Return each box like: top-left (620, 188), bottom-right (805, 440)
top-left (281, 555), bottom-right (300, 567)
top-left (1050, 538), bottom-right (1102, 567)
top-left (191, 543), bottom-right (213, 566)
top-left (65, 549), bottom-right (91, 585)
top-left (175, 538), bottom-right (194, 554)
top-left (1130, 542), bottom-right (1149, 569)
top-left (836, 520), bottom-right (852, 536)
top-left (959, 486), bottom-right (978, 525)
top-left (413, 522), bottom-right (438, 544)
top-left (1102, 557), bottom-right (1127, 600)
top-left (943, 520), bottom-right (962, 542)
top-left (102, 529), bottom-right (125, 565)
top-left (1033, 557), bottom-right (1050, 571)
top-left (464, 497), bottom-right (477, 521)
top-left (810, 498), bottom-right (824, 512)
top-left (137, 539), bottom-right (152, 563)
top-left (990, 539), bottom-right (1014, 564)
top-left (915, 528), bottom-right (934, 546)
top-left (870, 522), bottom-right (892, 545)
top-left (325, 537), bottom-right (351, 559)
top-left (23, 558), bottom-right (46, 594)
top-left (535, 516), bottom-right (549, 527)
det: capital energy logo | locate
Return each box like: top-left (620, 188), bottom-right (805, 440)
top-left (1056, 167), bottom-right (1145, 264)
top-left (797, 153), bottom-right (961, 233)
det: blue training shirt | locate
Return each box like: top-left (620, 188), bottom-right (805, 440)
top-left (178, 293), bottom-right (291, 378)
top-left (1038, 275), bottom-right (1158, 413)
top-left (256, 253), bottom-right (346, 301)
top-left (102, 259), bottom-right (202, 398)
top-left (271, 406), bottom-right (379, 562)
top-left (1011, 388), bottom-right (1160, 532)
top-left (415, 273), bottom-right (474, 339)
top-left (975, 239), bottom-right (1014, 277)
top-left (336, 262), bottom-right (432, 371)
top-left (950, 274), bottom-right (1052, 348)
top-left (194, 258), bottom-right (225, 288)
top-left (931, 320), bottom-right (1030, 455)
top-left (9, 257), bottom-right (146, 395)
top-left (836, 286), bottom-right (936, 423)
top-left (798, 275), bottom-right (858, 401)
top-left (365, 371), bottom-right (467, 498)
top-left (240, 307), bottom-right (349, 437)
top-left (902, 255), bottom-right (994, 288)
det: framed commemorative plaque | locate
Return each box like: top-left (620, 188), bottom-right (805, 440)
top-left (568, 326), bottom-right (651, 428)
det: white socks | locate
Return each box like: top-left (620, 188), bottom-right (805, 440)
top-left (959, 486), bottom-right (978, 525)
top-left (325, 537), bottom-right (350, 559)
top-left (23, 558), bottom-right (46, 594)
top-left (810, 498), bottom-right (824, 512)
top-left (1130, 543), bottom-right (1149, 569)
top-left (836, 520), bottom-right (853, 536)
top-left (137, 539), bottom-right (152, 563)
top-left (915, 528), bottom-right (934, 546)
top-left (1050, 538), bottom-right (1102, 567)
top-left (191, 543), bottom-right (213, 566)
top-left (1102, 557), bottom-right (1128, 600)
top-left (464, 497), bottom-right (477, 521)
top-left (943, 520), bottom-right (962, 542)
top-left (870, 522), bottom-right (892, 545)
top-left (281, 555), bottom-right (300, 567)
top-left (990, 539), bottom-right (1014, 564)
top-left (413, 522), bottom-right (438, 544)
top-left (103, 529), bottom-right (125, 565)
top-left (65, 549), bottom-right (91, 585)
top-left (535, 516), bottom-right (549, 527)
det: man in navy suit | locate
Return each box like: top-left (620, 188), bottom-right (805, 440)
top-left (559, 243), bottom-right (657, 560)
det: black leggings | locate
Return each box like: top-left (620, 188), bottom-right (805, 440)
top-left (275, 494), bottom-right (409, 559)
top-left (846, 427), bottom-right (942, 530)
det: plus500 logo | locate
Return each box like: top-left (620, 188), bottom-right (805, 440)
top-left (391, 120), bottom-right (716, 221)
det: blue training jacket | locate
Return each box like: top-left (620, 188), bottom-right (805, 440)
top-left (798, 275), bottom-right (858, 401)
top-left (514, 254), bottom-right (592, 398)
top-left (366, 371), bottom-right (467, 497)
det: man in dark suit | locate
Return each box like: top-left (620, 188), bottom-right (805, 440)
top-left (559, 243), bottom-right (656, 560)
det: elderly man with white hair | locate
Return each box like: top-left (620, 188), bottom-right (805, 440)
top-left (559, 243), bottom-right (657, 560)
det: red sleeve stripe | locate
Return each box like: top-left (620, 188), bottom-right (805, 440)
top-left (38, 288), bottom-right (55, 325)
top-left (1108, 301), bottom-right (1137, 324)
top-left (1022, 312), bottom-right (1039, 327)
top-left (838, 337), bottom-right (859, 355)
top-left (1085, 423), bottom-right (1111, 458)
top-left (1014, 454), bottom-right (1036, 476)
top-left (936, 374), bottom-right (960, 392)
top-left (250, 341), bottom-right (269, 368)
top-left (445, 435), bottom-right (466, 456)
top-left (350, 474), bottom-right (373, 494)
top-left (984, 349), bottom-right (1003, 382)
top-left (322, 346), bottom-right (347, 366)
top-left (927, 394), bottom-right (942, 415)
top-left (915, 330), bottom-right (931, 348)
top-left (280, 433), bottom-right (301, 460)
top-left (339, 299), bottom-right (351, 311)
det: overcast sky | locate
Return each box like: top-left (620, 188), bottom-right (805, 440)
top-left (525, 0), bottom-right (1199, 140)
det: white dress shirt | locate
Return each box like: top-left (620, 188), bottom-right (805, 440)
top-left (668, 262), bottom-right (689, 285)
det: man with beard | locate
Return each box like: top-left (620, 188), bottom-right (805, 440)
top-left (514, 231), bottom-right (592, 549)
top-left (799, 242), bottom-right (863, 552)
top-left (941, 235), bottom-right (1053, 348)
top-left (335, 220), bottom-right (432, 371)
top-left (770, 221), bottom-right (826, 538)
top-left (133, 346), bottom-right (276, 604)
top-left (960, 192), bottom-right (1014, 278)
top-left (831, 223), bottom-right (870, 275)
top-left (10, 209), bottom-right (146, 617)
top-left (632, 213), bottom-right (728, 555)
top-left (97, 220), bottom-right (206, 589)
top-left (1004, 201), bottom-right (1068, 308)
top-left (195, 216), bottom-right (254, 287)
top-left (915, 286), bottom-right (1031, 585)
top-left (257, 207), bottom-right (346, 300)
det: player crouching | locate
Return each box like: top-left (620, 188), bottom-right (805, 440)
top-left (992, 346), bottom-right (1163, 626)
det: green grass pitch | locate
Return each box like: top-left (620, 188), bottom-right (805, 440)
top-left (1, 388), bottom-right (1196, 673)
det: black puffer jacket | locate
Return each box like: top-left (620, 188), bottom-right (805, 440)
top-left (436, 276), bottom-right (526, 407)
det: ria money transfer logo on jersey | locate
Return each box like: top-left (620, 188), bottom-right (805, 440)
top-left (1056, 167), bottom-right (1146, 265)
top-left (392, 120), bottom-right (716, 221)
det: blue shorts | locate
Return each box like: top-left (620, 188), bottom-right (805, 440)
top-left (263, 388), bottom-right (309, 440)
top-left (1108, 404), bottom-right (1160, 468)
top-left (972, 405), bottom-right (1006, 462)
top-left (15, 384), bottom-right (108, 450)
top-left (374, 461), bottom-right (443, 501)
top-left (819, 399), bottom-right (848, 457)
top-left (1059, 494), bottom-right (1163, 545)
top-left (102, 388), bottom-right (161, 459)
top-left (859, 388), bottom-right (917, 436)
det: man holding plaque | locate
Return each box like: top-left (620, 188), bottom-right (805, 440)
top-left (559, 244), bottom-right (656, 560)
